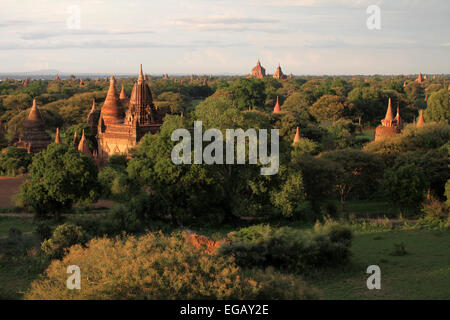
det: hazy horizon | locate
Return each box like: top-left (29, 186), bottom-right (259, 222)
top-left (1, 0), bottom-right (449, 75)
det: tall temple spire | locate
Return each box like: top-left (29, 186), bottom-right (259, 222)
top-left (138, 64), bottom-right (144, 84)
top-left (100, 75), bottom-right (124, 125)
top-left (381, 98), bottom-right (394, 126)
top-left (417, 110), bottom-right (425, 128)
top-left (54, 128), bottom-right (61, 144)
top-left (273, 96), bottom-right (281, 114)
top-left (395, 105), bottom-right (403, 129)
top-left (27, 99), bottom-right (44, 125)
top-left (77, 129), bottom-right (92, 158)
top-left (293, 127), bottom-right (301, 144)
top-left (120, 85), bottom-right (126, 99)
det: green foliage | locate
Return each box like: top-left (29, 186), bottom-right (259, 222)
top-left (270, 171), bottom-right (308, 218)
top-left (421, 198), bottom-right (449, 223)
top-left (41, 223), bottom-right (86, 259)
top-left (220, 222), bottom-right (352, 274)
top-left (322, 119), bottom-right (360, 149)
top-left (321, 149), bottom-right (384, 208)
top-left (17, 144), bottom-right (100, 219)
top-left (292, 138), bottom-right (320, 156)
top-left (424, 89), bottom-right (450, 123)
top-left (232, 78), bottom-right (266, 110)
top-left (309, 95), bottom-right (352, 122)
top-left (106, 194), bottom-right (166, 234)
top-left (391, 242), bottom-right (408, 256)
top-left (157, 91), bottom-right (191, 114)
top-left (383, 164), bottom-right (427, 215)
top-left (446, 179), bottom-right (450, 206)
top-left (98, 155), bottom-right (134, 201)
top-left (26, 231), bottom-right (316, 300)
top-left (0, 147), bottom-right (32, 176)
top-left (348, 86), bottom-right (386, 125)
top-left (34, 222), bottom-right (53, 241)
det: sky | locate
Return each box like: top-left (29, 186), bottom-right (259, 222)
top-left (0, 0), bottom-right (449, 75)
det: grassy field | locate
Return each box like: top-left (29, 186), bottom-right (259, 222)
top-left (310, 228), bottom-right (450, 299)
top-left (0, 216), bottom-right (34, 237)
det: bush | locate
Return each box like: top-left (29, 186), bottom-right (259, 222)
top-left (41, 223), bottom-right (86, 259)
top-left (106, 194), bottom-right (166, 234)
top-left (220, 222), bottom-right (352, 274)
top-left (421, 198), bottom-right (449, 222)
top-left (34, 222), bottom-right (52, 241)
top-left (25, 232), bottom-right (316, 300)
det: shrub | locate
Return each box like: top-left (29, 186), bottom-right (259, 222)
top-left (391, 242), bottom-right (408, 256)
top-left (219, 222), bottom-right (352, 274)
top-left (243, 267), bottom-right (318, 300)
top-left (41, 223), bottom-right (86, 259)
top-left (25, 232), bottom-right (316, 300)
top-left (421, 198), bottom-right (449, 222)
top-left (105, 194), bottom-right (166, 234)
top-left (34, 222), bottom-right (53, 241)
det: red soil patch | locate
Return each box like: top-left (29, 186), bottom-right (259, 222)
top-left (0, 176), bottom-right (26, 208)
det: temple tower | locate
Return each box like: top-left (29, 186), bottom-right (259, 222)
top-left (374, 98), bottom-right (401, 141)
top-left (273, 96), bottom-right (281, 114)
top-left (248, 60), bottom-right (266, 79)
top-left (273, 63), bottom-right (287, 79)
top-left (16, 99), bottom-right (51, 153)
top-left (293, 127), bottom-right (301, 144)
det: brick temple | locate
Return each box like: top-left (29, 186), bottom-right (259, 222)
top-left (15, 99), bottom-right (51, 153)
top-left (247, 60), bottom-right (266, 79)
top-left (91, 65), bottom-right (165, 163)
top-left (374, 98), bottom-right (403, 141)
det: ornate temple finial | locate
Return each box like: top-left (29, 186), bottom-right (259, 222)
top-left (293, 127), bottom-right (301, 144)
top-left (120, 85), bottom-right (127, 99)
top-left (273, 96), bottom-right (281, 114)
top-left (78, 129), bottom-right (92, 158)
top-left (55, 128), bottom-right (61, 144)
top-left (138, 64), bottom-right (144, 84)
top-left (385, 98), bottom-right (394, 122)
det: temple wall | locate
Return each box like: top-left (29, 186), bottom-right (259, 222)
top-left (374, 126), bottom-right (399, 141)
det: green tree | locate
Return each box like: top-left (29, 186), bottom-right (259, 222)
top-left (290, 155), bottom-right (337, 215)
top-left (383, 164), bottom-right (427, 215)
top-left (348, 86), bottom-right (386, 125)
top-left (0, 147), bottom-right (32, 176)
top-left (18, 143), bottom-right (100, 219)
top-left (232, 78), bottom-right (266, 110)
top-left (424, 89), bottom-right (450, 123)
top-left (321, 149), bottom-right (384, 212)
top-left (309, 95), bottom-right (352, 122)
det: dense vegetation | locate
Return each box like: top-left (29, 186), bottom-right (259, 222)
top-left (0, 73), bottom-right (449, 300)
